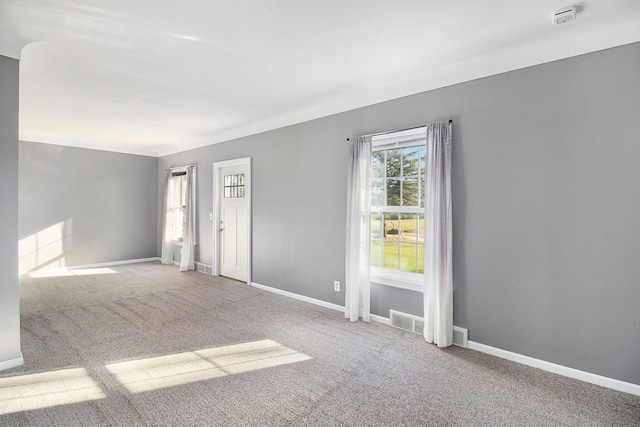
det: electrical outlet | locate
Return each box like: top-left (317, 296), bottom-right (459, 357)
top-left (334, 281), bottom-right (340, 292)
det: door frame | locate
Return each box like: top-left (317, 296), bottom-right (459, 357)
top-left (213, 157), bottom-right (252, 284)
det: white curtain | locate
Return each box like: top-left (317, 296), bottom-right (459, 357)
top-left (345, 136), bottom-right (372, 322)
top-left (161, 166), bottom-right (197, 271)
top-left (160, 170), bottom-right (174, 265)
top-left (423, 121), bottom-right (453, 347)
top-left (180, 165), bottom-right (197, 272)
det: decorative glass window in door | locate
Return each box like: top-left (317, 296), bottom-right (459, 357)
top-left (224, 174), bottom-right (245, 198)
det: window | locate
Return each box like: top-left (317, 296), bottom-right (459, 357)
top-left (370, 127), bottom-right (426, 290)
top-left (224, 174), bottom-right (245, 198)
top-left (168, 171), bottom-right (187, 241)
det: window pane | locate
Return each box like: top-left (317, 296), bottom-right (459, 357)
top-left (418, 244), bottom-right (424, 274)
top-left (386, 179), bottom-right (401, 206)
top-left (399, 213), bottom-right (418, 242)
top-left (224, 187), bottom-right (230, 198)
top-left (384, 213), bottom-right (399, 240)
top-left (180, 176), bottom-right (187, 206)
top-left (372, 151), bottom-right (385, 180)
top-left (402, 178), bottom-right (418, 206)
top-left (171, 177), bottom-right (180, 206)
top-left (372, 146), bottom-right (426, 208)
top-left (238, 174), bottom-right (244, 185)
top-left (417, 213), bottom-right (424, 243)
top-left (173, 208), bottom-right (185, 241)
top-left (370, 212), bottom-right (383, 240)
top-left (402, 146), bottom-right (420, 176)
top-left (371, 179), bottom-right (385, 206)
top-left (419, 146), bottom-right (426, 207)
top-left (238, 187), bottom-right (245, 198)
top-left (224, 175), bottom-right (231, 186)
top-left (386, 149), bottom-right (401, 178)
top-left (370, 241), bottom-right (383, 268)
top-left (399, 243), bottom-right (419, 273)
top-left (383, 242), bottom-right (399, 270)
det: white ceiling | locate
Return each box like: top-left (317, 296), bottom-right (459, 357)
top-left (1, 1), bottom-right (639, 156)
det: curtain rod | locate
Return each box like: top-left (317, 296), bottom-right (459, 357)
top-left (165, 164), bottom-right (196, 172)
top-left (347, 119), bottom-right (452, 142)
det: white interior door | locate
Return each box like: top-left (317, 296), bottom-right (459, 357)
top-left (219, 164), bottom-right (249, 281)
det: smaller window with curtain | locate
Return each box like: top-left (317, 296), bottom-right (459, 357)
top-left (168, 171), bottom-right (187, 241)
top-left (161, 164), bottom-right (197, 272)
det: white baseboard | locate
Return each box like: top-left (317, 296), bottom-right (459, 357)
top-left (370, 314), bottom-right (391, 325)
top-left (250, 282), bottom-right (344, 313)
top-left (235, 281), bottom-right (640, 397)
top-left (251, 282), bottom-right (392, 325)
top-left (20, 257), bottom-right (161, 277)
top-left (0, 354), bottom-right (24, 372)
top-left (468, 341), bottom-right (640, 396)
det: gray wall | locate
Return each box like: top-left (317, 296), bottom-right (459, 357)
top-left (160, 42), bottom-right (640, 385)
top-left (20, 141), bottom-right (158, 270)
top-left (0, 55), bottom-right (21, 368)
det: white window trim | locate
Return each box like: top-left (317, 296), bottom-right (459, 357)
top-left (371, 268), bottom-right (424, 292)
top-left (372, 126), bottom-right (426, 149)
top-left (371, 206), bottom-right (423, 214)
top-left (370, 126), bottom-right (427, 292)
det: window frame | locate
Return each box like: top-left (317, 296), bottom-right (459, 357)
top-left (370, 126), bottom-right (426, 292)
top-left (169, 171), bottom-right (188, 242)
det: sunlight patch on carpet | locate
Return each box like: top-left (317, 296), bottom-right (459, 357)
top-left (0, 368), bottom-right (106, 415)
top-left (26, 267), bottom-right (118, 278)
top-left (105, 339), bottom-right (312, 393)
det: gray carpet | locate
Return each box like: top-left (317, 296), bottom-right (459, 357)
top-left (1, 262), bottom-right (638, 426)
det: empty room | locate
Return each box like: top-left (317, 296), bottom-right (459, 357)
top-left (1, 1), bottom-right (639, 425)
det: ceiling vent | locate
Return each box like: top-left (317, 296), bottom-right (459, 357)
top-left (553, 7), bottom-right (577, 25)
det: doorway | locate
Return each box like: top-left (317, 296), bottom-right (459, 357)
top-left (213, 158), bottom-right (251, 284)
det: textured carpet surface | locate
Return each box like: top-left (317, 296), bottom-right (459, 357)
top-left (1, 262), bottom-right (639, 426)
